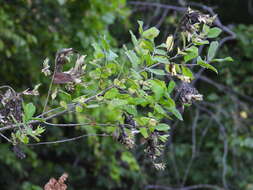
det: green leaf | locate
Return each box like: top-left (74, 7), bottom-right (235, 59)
top-left (165, 96), bottom-right (176, 107)
top-left (101, 35), bottom-right (110, 51)
top-left (131, 69), bottom-right (143, 80)
top-left (75, 105), bottom-right (83, 113)
top-left (136, 117), bottom-right (150, 126)
top-left (184, 46), bottom-right (198, 62)
top-left (137, 20), bottom-right (144, 34)
top-left (104, 88), bottom-right (119, 99)
top-left (166, 35), bottom-right (174, 52)
top-left (153, 56), bottom-right (170, 64)
top-left (139, 39), bottom-right (154, 52)
top-left (197, 56), bottom-right (218, 73)
top-left (22, 135), bottom-right (29, 144)
top-left (156, 123), bottom-right (170, 131)
top-left (92, 43), bottom-right (105, 59)
top-left (154, 48), bottom-right (167, 56)
top-left (106, 50), bottom-right (118, 61)
top-left (23, 103), bottom-right (36, 122)
top-left (181, 66), bottom-right (194, 79)
top-left (148, 69), bottom-right (166, 75)
top-left (154, 104), bottom-right (167, 116)
top-left (129, 30), bottom-right (138, 47)
top-left (35, 126), bottom-right (45, 135)
top-left (124, 105), bottom-right (137, 116)
top-left (156, 43), bottom-right (167, 49)
top-left (207, 41), bottom-right (219, 61)
top-left (207, 27), bottom-right (222, 38)
top-left (149, 80), bottom-right (165, 101)
top-left (125, 50), bottom-right (140, 68)
top-left (167, 107), bottom-right (183, 120)
top-left (140, 127), bottom-right (148, 138)
top-left (212, 57), bottom-right (234, 63)
top-left (193, 39), bottom-right (209, 46)
top-left (109, 99), bottom-right (128, 107)
top-left (142, 27), bottom-right (160, 40)
top-left (167, 80), bottom-right (176, 94)
top-left (60, 101), bottom-right (68, 109)
top-left (58, 90), bottom-right (72, 102)
top-left (203, 24), bottom-right (210, 34)
top-left (159, 135), bottom-right (170, 143)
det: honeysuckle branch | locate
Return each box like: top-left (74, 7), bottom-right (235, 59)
top-left (0, 85), bottom-right (16, 93)
top-left (0, 132), bottom-right (12, 143)
top-left (27, 133), bottom-right (112, 146)
top-left (42, 121), bottom-right (119, 128)
top-left (0, 85), bottom-right (116, 132)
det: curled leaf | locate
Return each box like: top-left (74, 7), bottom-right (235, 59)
top-left (166, 35), bottom-right (174, 52)
top-left (51, 88), bottom-right (58, 100)
top-left (23, 84), bottom-right (41, 96)
top-left (177, 75), bottom-right (192, 83)
top-left (42, 58), bottom-right (51, 76)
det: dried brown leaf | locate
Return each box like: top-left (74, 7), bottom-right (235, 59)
top-left (44, 173), bottom-right (68, 190)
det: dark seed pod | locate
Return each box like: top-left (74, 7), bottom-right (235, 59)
top-left (123, 113), bottom-right (136, 128)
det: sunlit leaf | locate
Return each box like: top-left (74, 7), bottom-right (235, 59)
top-left (184, 46), bottom-right (199, 62)
top-left (140, 127), bottom-right (148, 138)
top-left (156, 123), bottom-right (170, 131)
top-left (207, 41), bottom-right (219, 61)
top-left (207, 27), bottom-right (222, 38)
top-left (197, 56), bottom-right (218, 73)
top-left (142, 27), bottom-right (160, 40)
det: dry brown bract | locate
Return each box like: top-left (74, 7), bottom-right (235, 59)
top-left (52, 48), bottom-right (86, 84)
top-left (44, 173), bottom-right (68, 190)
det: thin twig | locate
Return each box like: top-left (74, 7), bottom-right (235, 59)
top-left (155, 9), bottom-right (169, 29)
top-left (182, 109), bottom-right (199, 186)
top-left (0, 85), bottom-right (115, 132)
top-left (42, 121), bottom-right (117, 127)
top-left (28, 134), bottom-right (111, 146)
top-left (195, 104), bottom-right (229, 190)
top-left (0, 132), bottom-right (12, 143)
top-left (199, 76), bottom-right (253, 103)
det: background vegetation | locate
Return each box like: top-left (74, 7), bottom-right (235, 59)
top-left (0, 0), bottom-right (253, 190)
